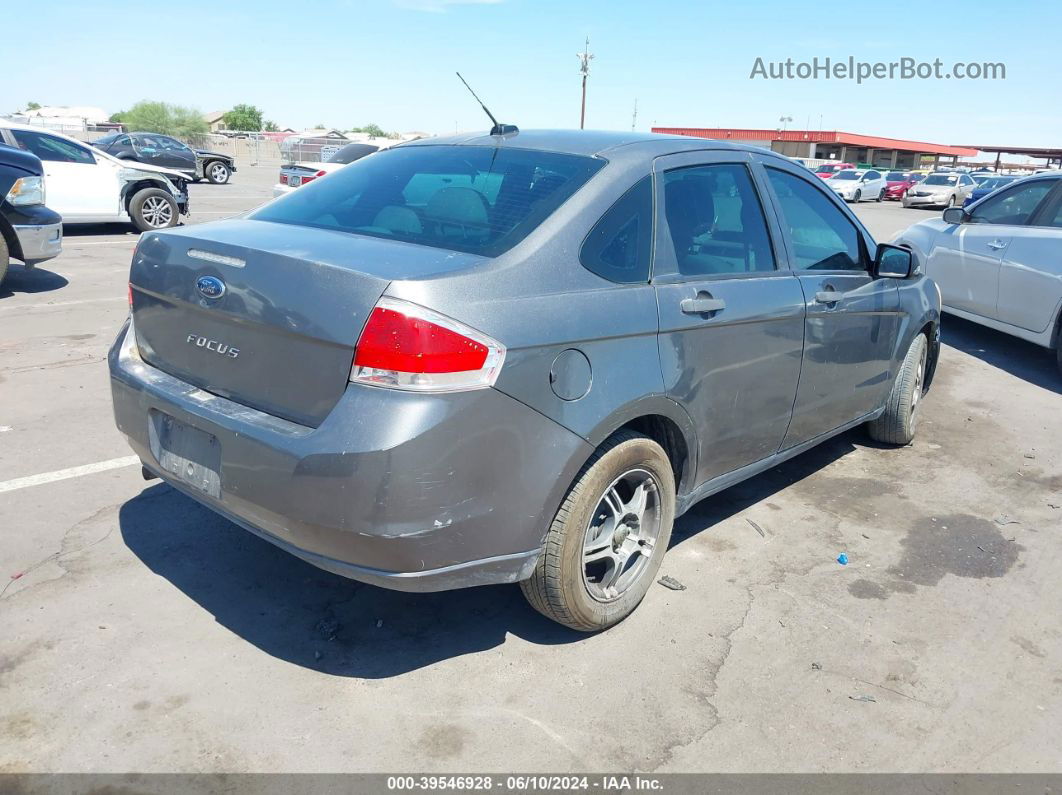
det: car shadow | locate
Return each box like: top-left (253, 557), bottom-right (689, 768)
top-left (120, 431), bottom-right (862, 677)
top-left (0, 264), bottom-right (68, 297)
top-left (670, 430), bottom-right (857, 545)
top-left (119, 485), bottom-right (582, 678)
top-left (61, 223), bottom-right (140, 238)
top-left (943, 314), bottom-right (1060, 394)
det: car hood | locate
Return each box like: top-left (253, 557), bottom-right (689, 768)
top-left (93, 148), bottom-right (189, 181)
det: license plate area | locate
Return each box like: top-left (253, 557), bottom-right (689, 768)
top-left (148, 410), bottom-right (222, 498)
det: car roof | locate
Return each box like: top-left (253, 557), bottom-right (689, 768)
top-left (399, 128), bottom-right (778, 159)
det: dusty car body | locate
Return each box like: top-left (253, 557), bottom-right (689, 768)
top-left (110, 130), bottom-right (940, 630)
top-left (903, 171), bottom-right (977, 209)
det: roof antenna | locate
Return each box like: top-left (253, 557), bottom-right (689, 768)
top-left (456, 72), bottom-right (518, 137)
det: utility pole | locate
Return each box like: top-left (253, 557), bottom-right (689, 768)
top-left (577, 37), bottom-right (594, 130)
top-left (631, 98), bottom-right (638, 132)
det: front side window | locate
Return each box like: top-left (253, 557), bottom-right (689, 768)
top-left (250, 145), bottom-right (605, 257)
top-left (766, 167), bottom-right (865, 271)
top-left (12, 130), bottom-right (95, 164)
top-left (833, 171), bottom-right (859, 180)
top-left (970, 181), bottom-right (1054, 226)
top-left (865, 171), bottom-right (880, 180)
top-left (661, 163), bottom-right (775, 277)
top-left (580, 176), bottom-right (652, 283)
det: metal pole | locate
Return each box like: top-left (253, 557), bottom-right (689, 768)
top-left (580, 74), bottom-right (587, 130)
top-left (577, 37), bottom-right (594, 130)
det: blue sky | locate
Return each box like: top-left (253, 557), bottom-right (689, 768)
top-left (6, 0), bottom-right (1060, 146)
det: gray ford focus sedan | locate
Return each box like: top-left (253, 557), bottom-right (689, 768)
top-left (110, 129), bottom-right (941, 631)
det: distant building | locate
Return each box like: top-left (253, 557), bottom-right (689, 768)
top-left (203, 110), bottom-right (229, 133)
top-left (16, 105), bottom-right (109, 130)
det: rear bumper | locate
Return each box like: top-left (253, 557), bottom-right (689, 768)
top-left (12, 221), bottom-right (63, 264)
top-left (109, 321), bottom-right (591, 591)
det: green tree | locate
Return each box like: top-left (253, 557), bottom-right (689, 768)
top-left (350, 122), bottom-right (388, 137)
top-left (222, 104), bottom-right (264, 131)
top-left (109, 111), bottom-right (126, 124)
top-left (313, 122), bottom-right (326, 129)
top-left (118, 101), bottom-right (208, 136)
top-left (263, 120), bottom-right (279, 132)
top-left (26, 101), bottom-right (41, 111)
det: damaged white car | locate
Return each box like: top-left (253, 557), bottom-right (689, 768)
top-left (0, 121), bottom-right (189, 232)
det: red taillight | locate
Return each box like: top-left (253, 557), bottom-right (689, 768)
top-left (350, 298), bottom-right (505, 392)
top-left (128, 282), bottom-right (133, 308)
top-left (301, 169), bottom-right (328, 185)
top-left (279, 173), bottom-right (288, 185)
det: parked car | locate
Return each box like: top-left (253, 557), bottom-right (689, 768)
top-left (813, 162), bottom-right (856, 179)
top-left (92, 132), bottom-right (237, 185)
top-left (894, 172), bottom-right (1062, 371)
top-left (828, 168), bottom-right (887, 202)
top-left (970, 171), bottom-right (996, 185)
top-left (273, 142), bottom-right (390, 197)
top-left (902, 171), bottom-right (977, 209)
top-left (0, 144), bottom-right (62, 288)
top-left (963, 175), bottom-right (1019, 207)
top-left (110, 130), bottom-right (940, 631)
top-left (0, 121), bottom-right (189, 232)
top-left (883, 171), bottom-right (922, 200)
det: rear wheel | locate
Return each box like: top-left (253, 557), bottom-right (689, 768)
top-left (205, 161), bottom-right (231, 184)
top-left (868, 333), bottom-right (928, 445)
top-left (877, 188), bottom-right (886, 201)
top-left (130, 188), bottom-right (178, 232)
top-left (521, 430), bottom-right (676, 631)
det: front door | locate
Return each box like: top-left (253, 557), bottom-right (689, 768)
top-left (758, 159), bottom-right (901, 448)
top-left (928, 178), bottom-right (1057, 319)
top-left (995, 181), bottom-right (1062, 332)
top-left (652, 151), bottom-right (805, 485)
top-left (10, 129), bottom-right (118, 220)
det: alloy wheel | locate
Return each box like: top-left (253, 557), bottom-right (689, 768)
top-left (581, 468), bottom-right (663, 602)
top-left (141, 197), bottom-right (173, 228)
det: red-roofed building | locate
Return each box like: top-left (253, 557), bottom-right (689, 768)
top-left (651, 127), bottom-right (978, 170)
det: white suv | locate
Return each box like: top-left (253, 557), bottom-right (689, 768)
top-left (828, 168), bottom-right (887, 203)
top-left (0, 121), bottom-right (190, 232)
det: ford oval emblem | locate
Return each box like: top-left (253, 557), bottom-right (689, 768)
top-left (196, 275), bottom-right (226, 300)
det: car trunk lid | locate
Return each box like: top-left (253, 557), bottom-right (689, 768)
top-left (129, 219), bottom-right (485, 427)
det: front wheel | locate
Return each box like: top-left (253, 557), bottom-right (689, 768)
top-left (205, 161), bottom-right (231, 184)
top-left (867, 333), bottom-right (928, 445)
top-left (521, 431), bottom-right (676, 631)
top-left (0, 233), bottom-right (9, 290)
top-left (130, 188), bottom-right (178, 232)
top-left (877, 188), bottom-right (886, 202)
top-left (852, 189), bottom-right (862, 203)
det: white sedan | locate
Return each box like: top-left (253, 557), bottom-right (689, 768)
top-left (894, 172), bottom-right (1062, 371)
top-left (827, 168), bottom-right (887, 203)
top-left (0, 120), bottom-right (190, 231)
top-left (272, 142), bottom-right (395, 198)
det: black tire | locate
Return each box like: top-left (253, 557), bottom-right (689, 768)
top-left (520, 430), bottom-right (676, 631)
top-left (877, 188), bottom-right (885, 202)
top-left (0, 234), bottom-right (8, 290)
top-left (852, 189), bottom-right (861, 203)
top-left (868, 333), bottom-right (928, 445)
top-left (129, 188), bottom-right (178, 232)
top-left (205, 161), bottom-right (231, 185)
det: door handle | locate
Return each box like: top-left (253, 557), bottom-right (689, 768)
top-left (986, 239), bottom-right (1006, 251)
top-left (814, 289), bottom-right (843, 304)
top-left (680, 296), bottom-right (726, 315)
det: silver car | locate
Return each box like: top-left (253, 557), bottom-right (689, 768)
top-left (903, 171), bottom-right (977, 209)
top-left (896, 172), bottom-right (1062, 372)
top-left (110, 130), bottom-right (940, 630)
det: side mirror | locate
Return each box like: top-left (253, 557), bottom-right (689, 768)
top-left (874, 244), bottom-right (914, 279)
top-left (942, 207), bottom-right (967, 225)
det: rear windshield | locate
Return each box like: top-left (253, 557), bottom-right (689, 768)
top-left (251, 145), bottom-right (606, 256)
top-left (833, 171), bottom-right (859, 180)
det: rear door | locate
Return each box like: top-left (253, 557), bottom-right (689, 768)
top-left (652, 150), bottom-right (805, 484)
top-left (995, 182), bottom-right (1062, 332)
top-left (10, 129), bottom-right (118, 220)
top-left (928, 178), bottom-right (1056, 318)
top-left (758, 157), bottom-right (901, 448)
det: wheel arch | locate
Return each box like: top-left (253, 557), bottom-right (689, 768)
top-left (0, 212), bottom-right (23, 262)
top-left (583, 396), bottom-right (698, 499)
top-left (121, 179), bottom-right (172, 212)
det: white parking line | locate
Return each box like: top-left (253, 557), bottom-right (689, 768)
top-left (0, 455), bottom-right (140, 494)
top-left (0, 297), bottom-right (125, 313)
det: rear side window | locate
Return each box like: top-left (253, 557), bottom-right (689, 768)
top-left (580, 176), bottom-right (652, 283)
top-left (765, 168), bottom-right (864, 271)
top-left (251, 145), bottom-right (605, 257)
top-left (662, 163), bottom-right (775, 276)
top-left (11, 130), bottom-right (95, 164)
